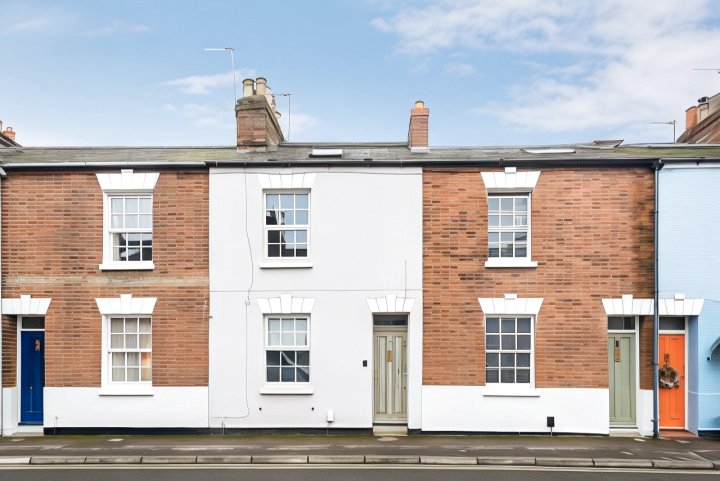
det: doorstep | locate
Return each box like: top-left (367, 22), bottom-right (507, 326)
top-left (372, 425), bottom-right (408, 437)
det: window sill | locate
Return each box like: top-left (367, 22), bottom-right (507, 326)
top-left (259, 385), bottom-right (314, 395)
top-left (259, 261), bottom-right (313, 269)
top-left (98, 385), bottom-right (154, 396)
top-left (484, 259), bottom-right (538, 269)
top-left (99, 261), bottom-right (155, 271)
top-left (482, 387), bottom-right (540, 398)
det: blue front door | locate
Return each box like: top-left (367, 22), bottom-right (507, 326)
top-left (20, 331), bottom-right (44, 424)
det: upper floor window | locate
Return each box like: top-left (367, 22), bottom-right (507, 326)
top-left (264, 192), bottom-right (309, 259)
top-left (97, 170), bottom-right (158, 271)
top-left (488, 195), bottom-right (528, 259)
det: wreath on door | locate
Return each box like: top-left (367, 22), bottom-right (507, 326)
top-left (659, 365), bottom-right (679, 388)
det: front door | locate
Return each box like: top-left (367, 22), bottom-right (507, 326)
top-left (608, 333), bottom-right (636, 426)
top-left (659, 334), bottom-right (685, 428)
top-left (20, 331), bottom-right (45, 424)
top-left (373, 330), bottom-right (407, 423)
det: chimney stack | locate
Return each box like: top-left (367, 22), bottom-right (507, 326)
top-left (236, 77), bottom-right (285, 151)
top-left (408, 100), bottom-right (429, 152)
top-left (2, 126), bottom-right (16, 141)
top-left (685, 105), bottom-right (699, 130)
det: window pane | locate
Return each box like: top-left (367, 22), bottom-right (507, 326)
top-left (488, 246), bottom-right (499, 258)
top-left (515, 245), bottom-right (527, 257)
top-left (139, 214), bottom-right (152, 229)
top-left (516, 369), bottom-right (531, 383)
top-left (517, 318), bottom-right (531, 333)
top-left (139, 334), bottom-right (151, 349)
top-left (280, 194), bottom-right (294, 209)
top-left (515, 215), bottom-right (527, 226)
top-left (266, 351), bottom-right (280, 366)
top-left (297, 366), bottom-right (310, 382)
top-left (267, 367), bottom-right (280, 382)
top-left (111, 352), bottom-right (125, 368)
top-left (127, 368), bottom-right (140, 382)
top-left (500, 353), bottom-right (515, 367)
top-left (500, 198), bottom-right (513, 210)
top-left (125, 214), bottom-right (139, 229)
top-left (280, 351), bottom-right (295, 366)
top-left (500, 215), bottom-right (513, 226)
top-left (268, 244), bottom-right (280, 257)
top-left (110, 318), bottom-right (123, 333)
top-left (660, 317), bottom-right (684, 330)
top-left (514, 232), bottom-right (527, 242)
top-left (281, 319), bottom-right (294, 331)
top-left (488, 197), bottom-right (499, 211)
top-left (607, 317), bottom-right (624, 330)
top-left (515, 197), bottom-right (528, 211)
top-left (139, 197), bottom-right (152, 213)
top-left (266, 211), bottom-right (278, 225)
top-left (268, 333), bottom-right (281, 346)
top-left (111, 334), bottom-right (123, 349)
top-left (296, 331), bottom-right (308, 346)
top-left (488, 215), bottom-right (499, 227)
top-left (500, 369), bottom-right (515, 383)
top-left (296, 210), bottom-right (308, 225)
top-left (295, 194), bottom-right (308, 209)
top-left (486, 369), bottom-right (499, 383)
top-left (296, 351), bottom-right (309, 365)
top-left (126, 197), bottom-right (139, 213)
top-left (282, 332), bottom-right (294, 345)
top-left (517, 335), bottom-right (531, 350)
top-left (486, 353), bottom-right (498, 367)
top-left (486, 318), bottom-right (499, 333)
top-left (268, 230), bottom-right (280, 243)
top-left (501, 318), bottom-right (515, 333)
top-left (488, 232), bottom-right (499, 243)
top-left (517, 353), bottom-right (531, 367)
top-left (112, 368), bottom-right (125, 382)
top-left (624, 318), bottom-right (636, 330)
top-left (280, 210), bottom-right (294, 225)
top-left (141, 367), bottom-right (152, 382)
top-left (501, 335), bottom-right (515, 350)
top-left (295, 231), bottom-right (308, 244)
top-left (268, 318), bottom-right (280, 330)
top-left (266, 194), bottom-right (279, 209)
top-left (281, 367), bottom-right (295, 382)
top-left (296, 318), bottom-right (308, 332)
top-left (486, 335), bottom-right (500, 350)
top-left (111, 214), bottom-right (123, 229)
top-left (111, 198), bottom-right (124, 214)
top-left (126, 352), bottom-right (140, 367)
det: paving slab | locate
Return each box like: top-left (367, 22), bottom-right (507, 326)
top-left (593, 458), bottom-right (653, 468)
top-left (85, 456), bottom-right (142, 464)
top-left (365, 455), bottom-right (420, 464)
top-left (196, 455), bottom-right (252, 464)
top-left (652, 459), bottom-right (715, 469)
top-left (0, 457), bottom-right (30, 464)
top-left (141, 456), bottom-right (196, 464)
top-left (308, 455), bottom-right (365, 464)
top-left (420, 456), bottom-right (477, 465)
top-left (477, 456), bottom-right (536, 466)
top-left (536, 457), bottom-right (594, 467)
top-left (30, 456), bottom-right (87, 465)
top-left (252, 455), bottom-right (308, 464)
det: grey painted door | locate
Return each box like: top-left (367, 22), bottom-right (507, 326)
top-left (373, 330), bottom-right (407, 423)
top-left (608, 334), bottom-right (636, 426)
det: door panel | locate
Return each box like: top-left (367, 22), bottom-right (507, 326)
top-left (373, 331), bottom-right (407, 423)
top-left (20, 331), bottom-right (45, 424)
top-left (608, 334), bottom-right (636, 426)
top-left (659, 334), bottom-right (685, 428)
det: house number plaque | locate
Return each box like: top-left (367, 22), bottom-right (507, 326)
top-left (35, 339), bottom-right (42, 352)
top-left (614, 340), bottom-right (621, 362)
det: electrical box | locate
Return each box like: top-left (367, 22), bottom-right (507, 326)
top-left (326, 409), bottom-right (334, 422)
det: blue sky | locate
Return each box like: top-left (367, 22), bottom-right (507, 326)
top-left (2, 0), bottom-right (720, 147)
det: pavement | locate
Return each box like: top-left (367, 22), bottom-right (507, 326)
top-left (0, 431), bottom-right (719, 471)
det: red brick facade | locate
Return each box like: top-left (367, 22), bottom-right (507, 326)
top-left (423, 167), bottom-right (655, 389)
top-left (1, 170), bottom-right (209, 388)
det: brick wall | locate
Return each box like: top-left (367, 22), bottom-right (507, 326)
top-left (423, 167), bottom-right (654, 389)
top-left (1, 171), bottom-right (209, 388)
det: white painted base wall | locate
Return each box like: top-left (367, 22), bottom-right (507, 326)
top-left (637, 389), bottom-right (654, 436)
top-left (1, 387), bottom-right (18, 435)
top-left (44, 387), bottom-right (208, 428)
top-left (422, 386), bottom-right (610, 434)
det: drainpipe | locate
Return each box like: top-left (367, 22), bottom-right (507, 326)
top-left (652, 159), bottom-right (663, 439)
top-left (0, 167), bottom-right (5, 437)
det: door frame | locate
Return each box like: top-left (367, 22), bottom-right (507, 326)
top-left (372, 314), bottom-right (408, 425)
top-left (17, 316), bottom-right (45, 425)
top-left (608, 315), bottom-right (640, 428)
top-left (659, 316), bottom-right (688, 430)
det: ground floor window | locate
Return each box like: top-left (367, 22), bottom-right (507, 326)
top-left (265, 316), bottom-right (309, 383)
top-left (486, 316), bottom-right (533, 384)
top-left (109, 316), bottom-right (151, 383)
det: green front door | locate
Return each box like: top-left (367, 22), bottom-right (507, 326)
top-left (608, 334), bottom-right (636, 426)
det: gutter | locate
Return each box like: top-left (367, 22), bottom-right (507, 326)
top-left (652, 158), bottom-right (664, 439)
top-left (1, 161), bottom-right (207, 170)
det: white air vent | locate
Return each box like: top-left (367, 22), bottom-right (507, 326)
top-left (522, 148), bottom-right (575, 154)
top-left (311, 148), bottom-right (343, 157)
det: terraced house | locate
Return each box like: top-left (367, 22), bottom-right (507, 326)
top-left (1, 82), bottom-right (718, 436)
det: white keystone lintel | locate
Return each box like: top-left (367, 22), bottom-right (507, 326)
top-left (366, 294), bottom-right (415, 314)
top-left (478, 296), bottom-right (543, 316)
top-left (1, 295), bottom-right (52, 316)
top-left (96, 170), bottom-right (159, 192)
top-left (481, 171), bottom-right (540, 192)
top-left (257, 295), bottom-right (315, 314)
top-left (601, 294), bottom-right (704, 316)
top-left (257, 173), bottom-right (316, 190)
top-left (96, 294), bottom-right (157, 315)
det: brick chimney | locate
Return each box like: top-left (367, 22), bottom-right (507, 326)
top-left (685, 105), bottom-right (699, 130)
top-left (236, 77), bottom-right (284, 151)
top-left (408, 100), bottom-right (429, 152)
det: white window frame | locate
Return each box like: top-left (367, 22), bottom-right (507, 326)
top-left (97, 170), bottom-right (158, 271)
top-left (487, 193), bottom-right (531, 261)
top-left (96, 295), bottom-right (156, 396)
top-left (482, 169), bottom-right (539, 268)
top-left (261, 190), bottom-right (312, 268)
top-left (485, 315), bottom-right (535, 387)
top-left (263, 315), bottom-right (311, 384)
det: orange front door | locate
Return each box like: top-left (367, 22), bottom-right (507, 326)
top-left (659, 334), bottom-right (685, 428)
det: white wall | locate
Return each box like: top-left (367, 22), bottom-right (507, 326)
top-left (209, 167), bottom-right (423, 429)
top-left (1, 388), bottom-right (18, 435)
top-left (422, 386), bottom-right (609, 434)
top-left (44, 387), bottom-right (208, 428)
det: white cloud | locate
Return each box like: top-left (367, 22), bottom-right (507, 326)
top-left (164, 103), bottom-right (235, 132)
top-left (0, 6), bottom-right (75, 35)
top-left (373, 0), bottom-right (720, 140)
top-left (444, 62), bottom-right (477, 77)
top-left (84, 20), bottom-right (152, 36)
top-left (162, 69), bottom-right (256, 95)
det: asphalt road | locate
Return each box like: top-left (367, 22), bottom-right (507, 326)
top-left (0, 466), bottom-right (719, 481)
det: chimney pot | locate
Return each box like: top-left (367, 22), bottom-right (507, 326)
top-left (2, 126), bottom-right (16, 141)
top-left (255, 77), bottom-right (267, 96)
top-left (242, 78), bottom-right (255, 98)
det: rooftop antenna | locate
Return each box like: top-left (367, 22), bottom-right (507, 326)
top-left (272, 92), bottom-right (292, 141)
top-left (649, 120), bottom-right (676, 142)
top-left (693, 68), bottom-right (720, 74)
top-left (204, 47), bottom-right (237, 107)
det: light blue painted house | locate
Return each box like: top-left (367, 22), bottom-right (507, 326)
top-left (658, 159), bottom-right (720, 435)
